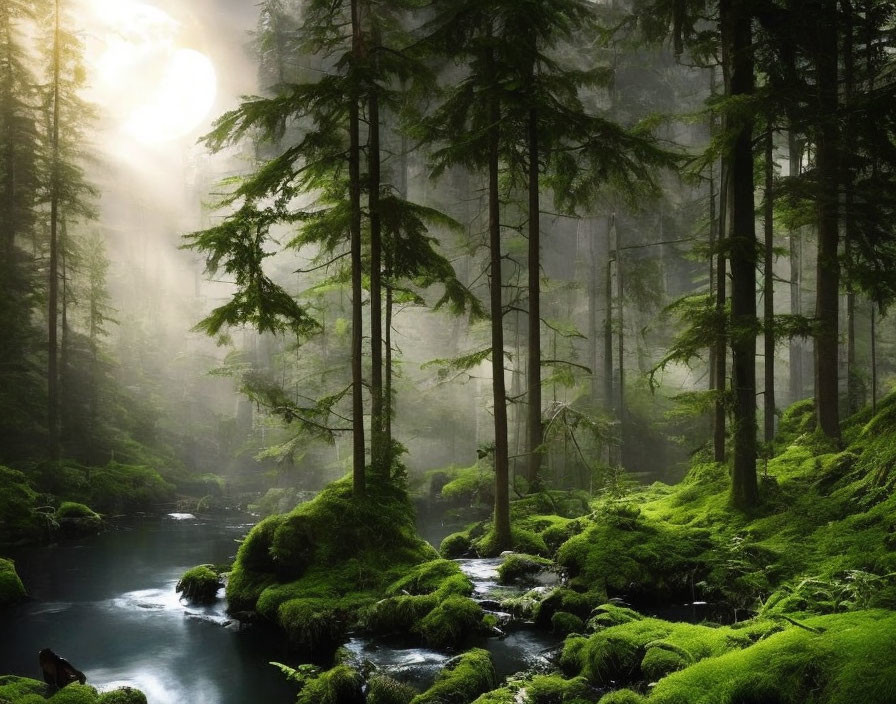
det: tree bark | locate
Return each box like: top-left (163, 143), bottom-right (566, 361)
top-left (487, 43), bottom-right (510, 551)
top-left (788, 131), bottom-right (804, 404)
top-left (763, 122), bottom-right (775, 445)
top-left (368, 86), bottom-right (385, 475)
top-left (714, 164), bottom-right (727, 463)
top-left (813, 0), bottom-right (841, 440)
top-left (526, 104), bottom-right (542, 491)
top-left (48, 0), bottom-right (61, 463)
top-left (349, 0), bottom-right (366, 495)
top-left (723, 0), bottom-right (759, 508)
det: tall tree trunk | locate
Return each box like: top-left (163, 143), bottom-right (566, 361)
top-left (368, 86), bottom-right (385, 475)
top-left (788, 131), bottom-right (804, 403)
top-left (870, 304), bottom-right (877, 414)
top-left (60, 217), bottom-right (69, 447)
top-left (48, 0), bottom-right (61, 463)
top-left (526, 104), bottom-right (542, 491)
top-left (349, 0), bottom-right (366, 495)
top-left (723, 0), bottom-right (759, 508)
top-left (714, 164), bottom-right (728, 463)
top-left (615, 215), bottom-right (625, 463)
top-left (813, 0), bottom-right (841, 440)
top-left (487, 44), bottom-right (510, 551)
top-left (1, 8), bottom-right (15, 269)
top-left (763, 122), bottom-right (775, 445)
top-left (842, 0), bottom-right (858, 415)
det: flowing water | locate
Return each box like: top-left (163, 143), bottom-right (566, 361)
top-left (0, 515), bottom-right (561, 702)
top-left (0, 514), bottom-right (296, 704)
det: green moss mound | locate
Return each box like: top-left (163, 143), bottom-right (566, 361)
top-left (176, 565), bottom-right (223, 603)
top-left (55, 502), bottom-right (102, 537)
top-left (46, 684), bottom-right (99, 704)
top-left (411, 649), bottom-right (496, 704)
top-left (295, 664), bottom-right (364, 704)
top-left (0, 558), bottom-right (26, 606)
top-left (417, 595), bottom-right (484, 649)
top-left (367, 675), bottom-right (418, 704)
top-left (96, 688), bottom-right (147, 704)
top-left (0, 676), bottom-right (49, 702)
top-left (647, 610), bottom-right (896, 704)
top-left (227, 477), bottom-right (441, 651)
top-left (440, 531), bottom-right (472, 558)
top-left (563, 607), bottom-right (779, 687)
top-left (0, 467), bottom-right (47, 545)
top-left (497, 553), bottom-right (555, 584)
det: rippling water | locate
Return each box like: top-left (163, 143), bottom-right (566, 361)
top-left (0, 514), bottom-right (296, 704)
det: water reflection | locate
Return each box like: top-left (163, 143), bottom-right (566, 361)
top-left (0, 515), bottom-right (295, 704)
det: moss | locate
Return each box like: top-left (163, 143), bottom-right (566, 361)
top-left (473, 526), bottom-right (549, 558)
top-left (411, 649), bottom-right (496, 704)
top-left (566, 615), bottom-right (781, 688)
top-left (0, 676), bottom-right (49, 702)
top-left (597, 690), bottom-right (646, 704)
top-left (534, 588), bottom-right (602, 629)
top-left (366, 675), bottom-right (418, 704)
top-left (84, 462), bottom-right (175, 514)
top-left (497, 554), bottom-right (554, 584)
top-left (296, 664), bottom-right (364, 704)
top-left (386, 559), bottom-right (472, 597)
top-left (176, 565), bottom-right (222, 603)
top-left (55, 502), bottom-right (100, 520)
top-left (441, 532), bottom-right (472, 558)
top-left (439, 463), bottom-right (495, 506)
top-left (647, 611), bottom-right (896, 704)
top-left (227, 478), bottom-right (445, 652)
top-left (277, 597), bottom-right (346, 651)
top-left (96, 687), bottom-right (148, 704)
top-left (47, 683), bottom-right (100, 703)
top-left (361, 593), bottom-right (440, 635)
top-left (0, 466), bottom-right (46, 545)
top-left (640, 644), bottom-right (689, 682)
top-left (416, 595), bottom-right (484, 649)
top-left (551, 610), bottom-right (586, 636)
top-left (0, 557), bottom-right (26, 606)
top-left (587, 603), bottom-right (643, 631)
top-left (526, 674), bottom-right (594, 703)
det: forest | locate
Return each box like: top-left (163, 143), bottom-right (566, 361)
top-left (1, 0), bottom-right (896, 702)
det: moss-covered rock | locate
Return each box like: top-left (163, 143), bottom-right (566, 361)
top-left (296, 664), bottom-right (364, 704)
top-left (411, 649), bottom-right (496, 704)
top-left (647, 610), bottom-right (896, 704)
top-left (0, 675), bottom-right (49, 702)
top-left (440, 532), bottom-right (472, 559)
top-left (47, 683), bottom-right (100, 703)
top-left (366, 675), bottom-right (418, 704)
top-left (176, 565), bottom-right (223, 603)
top-left (0, 557), bottom-right (26, 606)
top-left (497, 554), bottom-right (554, 584)
top-left (0, 466), bottom-right (48, 545)
top-left (473, 526), bottom-right (549, 558)
top-left (226, 477), bottom-right (440, 653)
top-left (551, 610), bottom-right (585, 636)
top-left (96, 687), bottom-right (148, 704)
top-left (55, 502), bottom-right (102, 537)
top-left (417, 595), bottom-right (484, 649)
top-left (598, 690), bottom-right (647, 704)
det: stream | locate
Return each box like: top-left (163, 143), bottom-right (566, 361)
top-left (0, 515), bottom-right (560, 702)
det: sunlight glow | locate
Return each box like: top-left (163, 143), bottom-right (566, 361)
top-left (85, 0), bottom-right (217, 145)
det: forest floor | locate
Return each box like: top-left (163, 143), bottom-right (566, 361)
top-left (213, 395), bottom-right (896, 704)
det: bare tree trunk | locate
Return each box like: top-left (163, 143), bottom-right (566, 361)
top-left (714, 163), bottom-right (728, 463)
top-left (487, 43), bottom-right (510, 551)
top-left (614, 215), bottom-right (625, 464)
top-left (48, 0), bottom-right (61, 463)
top-left (368, 85), bottom-right (385, 475)
top-left (788, 131), bottom-right (804, 403)
top-left (526, 104), bottom-right (542, 490)
top-left (723, 0), bottom-right (759, 508)
top-left (763, 122), bottom-right (775, 445)
top-left (349, 0), bottom-right (366, 495)
top-left (813, 0), bottom-right (841, 440)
